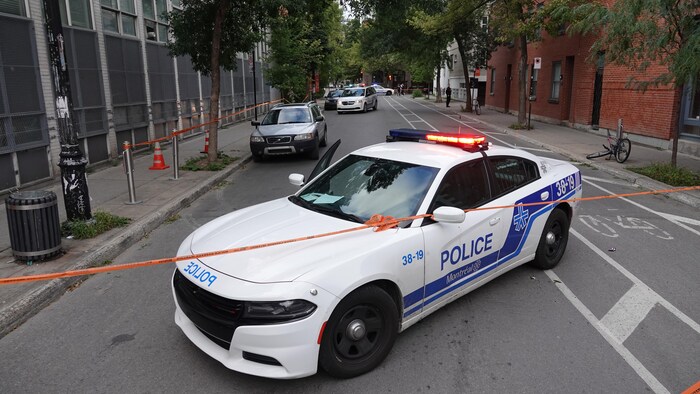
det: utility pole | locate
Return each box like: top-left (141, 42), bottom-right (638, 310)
top-left (44, 0), bottom-right (92, 221)
top-left (252, 49), bottom-right (257, 120)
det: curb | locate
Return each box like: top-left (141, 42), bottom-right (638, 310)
top-left (0, 154), bottom-right (252, 339)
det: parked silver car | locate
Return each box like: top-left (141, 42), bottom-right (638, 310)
top-left (250, 102), bottom-right (328, 160)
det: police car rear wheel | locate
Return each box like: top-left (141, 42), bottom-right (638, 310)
top-left (319, 286), bottom-right (398, 378)
top-left (530, 208), bottom-right (569, 270)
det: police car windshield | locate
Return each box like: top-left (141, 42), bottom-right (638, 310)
top-left (292, 155), bottom-right (439, 223)
top-left (261, 107), bottom-right (311, 125)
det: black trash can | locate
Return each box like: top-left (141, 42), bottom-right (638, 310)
top-left (6, 191), bottom-right (62, 261)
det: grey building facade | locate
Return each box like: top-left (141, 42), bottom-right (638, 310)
top-left (0, 0), bottom-right (277, 193)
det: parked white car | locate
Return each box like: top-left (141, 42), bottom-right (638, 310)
top-left (172, 129), bottom-right (582, 379)
top-left (337, 86), bottom-right (378, 113)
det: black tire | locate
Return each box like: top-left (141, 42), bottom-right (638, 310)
top-left (530, 208), bottom-right (570, 270)
top-left (373, 100), bottom-right (378, 111)
top-left (363, 103), bottom-right (367, 113)
top-left (615, 138), bottom-right (631, 163)
top-left (320, 127), bottom-right (328, 147)
top-left (586, 148), bottom-right (612, 160)
top-left (251, 152), bottom-right (263, 162)
top-left (319, 286), bottom-right (399, 379)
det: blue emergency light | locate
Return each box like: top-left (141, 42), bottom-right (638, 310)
top-left (387, 128), bottom-right (488, 152)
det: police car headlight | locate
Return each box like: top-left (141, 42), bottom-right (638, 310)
top-left (295, 132), bottom-right (314, 141)
top-left (243, 300), bottom-right (316, 321)
top-left (250, 135), bottom-right (265, 143)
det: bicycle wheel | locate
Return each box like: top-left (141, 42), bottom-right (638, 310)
top-left (615, 138), bottom-right (631, 163)
top-left (586, 148), bottom-right (612, 160)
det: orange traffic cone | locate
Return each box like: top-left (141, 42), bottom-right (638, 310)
top-left (200, 131), bottom-right (209, 154)
top-left (149, 142), bottom-right (170, 170)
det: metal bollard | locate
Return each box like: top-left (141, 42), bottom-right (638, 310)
top-left (171, 131), bottom-right (179, 180)
top-left (123, 141), bottom-right (142, 205)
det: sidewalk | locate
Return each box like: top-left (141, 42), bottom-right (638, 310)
top-left (433, 98), bottom-right (700, 208)
top-left (2, 100), bottom-right (700, 339)
top-left (0, 119), bottom-right (256, 338)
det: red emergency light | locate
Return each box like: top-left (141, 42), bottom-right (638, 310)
top-left (387, 129), bottom-right (488, 152)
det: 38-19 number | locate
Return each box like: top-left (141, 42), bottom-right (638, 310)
top-left (402, 250), bottom-right (424, 265)
top-left (555, 175), bottom-right (576, 197)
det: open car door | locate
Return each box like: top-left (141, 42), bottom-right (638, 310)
top-left (307, 139), bottom-right (341, 182)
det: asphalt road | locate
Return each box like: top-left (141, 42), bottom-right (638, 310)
top-left (1, 96), bottom-right (698, 393)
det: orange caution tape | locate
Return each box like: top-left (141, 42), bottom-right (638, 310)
top-left (0, 185), bottom-right (698, 286)
top-left (682, 380), bottom-right (700, 394)
top-left (129, 99), bottom-right (283, 149)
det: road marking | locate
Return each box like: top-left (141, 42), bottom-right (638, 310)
top-left (402, 98), bottom-right (523, 149)
top-left (571, 228), bottom-right (700, 335)
top-left (545, 269), bottom-right (670, 394)
top-left (583, 175), bottom-right (641, 186)
top-left (600, 284), bottom-right (658, 343)
top-left (657, 212), bottom-right (700, 227)
top-left (385, 98), bottom-right (437, 130)
top-left (584, 179), bottom-right (700, 237)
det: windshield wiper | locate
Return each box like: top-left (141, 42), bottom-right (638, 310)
top-left (289, 195), bottom-right (363, 223)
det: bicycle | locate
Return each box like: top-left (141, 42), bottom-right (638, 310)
top-left (586, 119), bottom-right (631, 163)
top-left (472, 97), bottom-right (481, 115)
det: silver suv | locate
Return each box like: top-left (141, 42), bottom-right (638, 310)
top-left (250, 102), bottom-right (328, 160)
top-left (337, 86), bottom-right (378, 113)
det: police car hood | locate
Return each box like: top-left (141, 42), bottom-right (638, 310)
top-left (187, 198), bottom-right (372, 283)
top-left (258, 124), bottom-right (314, 136)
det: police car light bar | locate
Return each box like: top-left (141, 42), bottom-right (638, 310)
top-left (387, 129), bottom-right (488, 152)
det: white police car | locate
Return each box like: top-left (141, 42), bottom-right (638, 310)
top-left (172, 129), bottom-right (582, 379)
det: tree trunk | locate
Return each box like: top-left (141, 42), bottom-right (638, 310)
top-left (517, 34), bottom-right (528, 126)
top-left (455, 37), bottom-right (473, 112)
top-left (207, 0), bottom-right (231, 163)
top-left (435, 67), bottom-right (442, 103)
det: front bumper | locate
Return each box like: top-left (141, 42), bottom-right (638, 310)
top-left (172, 270), bottom-right (337, 379)
top-left (336, 100), bottom-right (365, 112)
top-left (250, 136), bottom-right (317, 157)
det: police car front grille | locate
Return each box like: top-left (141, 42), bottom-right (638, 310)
top-left (173, 270), bottom-right (243, 349)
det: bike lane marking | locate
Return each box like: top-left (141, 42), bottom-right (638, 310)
top-left (584, 179), bottom-right (700, 237)
top-left (545, 267), bottom-right (671, 394)
top-left (599, 283), bottom-right (658, 343)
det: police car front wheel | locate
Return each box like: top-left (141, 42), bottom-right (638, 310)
top-left (319, 285), bottom-right (399, 378)
top-left (530, 208), bottom-right (570, 270)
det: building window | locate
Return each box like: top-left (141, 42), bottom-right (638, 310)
top-left (529, 65), bottom-right (539, 98)
top-left (0, 0), bottom-right (26, 16)
top-left (550, 61), bottom-right (561, 101)
top-left (490, 68), bottom-right (495, 94)
top-left (101, 0), bottom-right (136, 36)
top-left (143, 0), bottom-right (168, 42)
top-left (59, 0), bottom-right (93, 29)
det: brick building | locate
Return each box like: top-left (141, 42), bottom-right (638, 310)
top-left (0, 0), bottom-right (277, 195)
top-left (486, 26), bottom-right (700, 156)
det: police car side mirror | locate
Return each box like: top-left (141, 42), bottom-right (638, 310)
top-left (289, 173), bottom-right (305, 186)
top-left (432, 206), bottom-right (465, 224)
top-left (251, 120), bottom-right (260, 126)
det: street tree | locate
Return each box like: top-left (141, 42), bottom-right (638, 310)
top-left (167, 0), bottom-right (263, 163)
top-left (489, 0), bottom-right (555, 126)
top-left (411, 0), bottom-right (495, 110)
top-left (265, 1), bottom-right (341, 101)
top-left (553, 0), bottom-right (700, 166)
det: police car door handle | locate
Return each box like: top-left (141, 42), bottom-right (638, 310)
top-left (541, 191), bottom-right (550, 201)
top-left (489, 217), bottom-right (500, 226)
